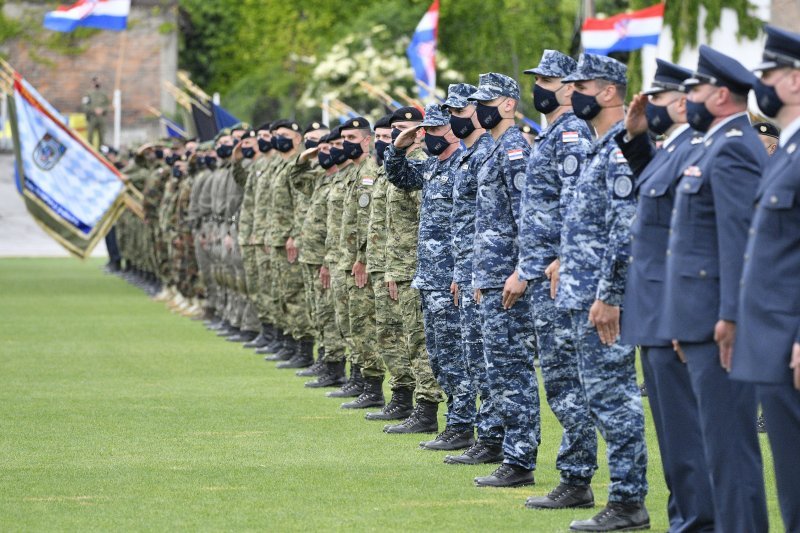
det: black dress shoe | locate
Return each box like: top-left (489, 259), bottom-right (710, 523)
top-left (419, 427), bottom-right (474, 451)
top-left (526, 483), bottom-right (595, 510)
top-left (474, 463), bottom-right (534, 488)
top-left (569, 502), bottom-right (650, 531)
top-left (444, 441), bottom-right (504, 465)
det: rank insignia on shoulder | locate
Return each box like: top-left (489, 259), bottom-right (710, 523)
top-left (362, 177), bottom-right (374, 186)
top-left (788, 144), bottom-right (797, 155)
top-left (690, 136), bottom-right (704, 145)
top-left (614, 149), bottom-right (628, 163)
top-left (725, 128), bottom-right (743, 138)
top-left (562, 131), bottom-right (579, 143)
top-left (614, 176), bottom-right (633, 198)
top-left (461, 163), bottom-right (469, 171)
top-left (683, 165), bottom-right (702, 177)
top-left (423, 172), bottom-right (433, 181)
top-left (667, 145), bottom-right (676, 153)
top-left (705, 139), bottom-right (713, 147)
top-left (507, 148), bottom-right (524, 161)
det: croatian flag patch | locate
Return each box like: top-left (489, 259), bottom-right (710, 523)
top-left (362, 177), bottom-right (374, 186)
top-left (562, 131), bottom-right (579, 143)
top-left (614, 149), bottom-right (628, 163)
top-left (507, 148), bottom-right (524, 161)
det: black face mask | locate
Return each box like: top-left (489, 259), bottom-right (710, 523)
top-left (273, 135), bottom-right (294, 153)
top-left (571, 91), bottom-right (603, 121)
top-left (533, 84), bottom-right (561, 115)
top-left (172, 166), bottom-right (183, 178)
top-left (754, 78), bottom-right (784, 119)
top-left (476, 102), bottom-right (502, 129)
top-left (391, 128), bottom-right (402, 142)
top-left (165, 154), bottom-right (179, 165)
top-left (450, 112), bottom-right (476, 139)
top-left (242, 146), bottom-right (256, 159)
top-left (257, 137), bottom-right (272, 153)
top-left (305, 139), bottom-right (319, 150)
top-left (343, 140), bottom-right (364, 160)
top-left (645, 101), bottom-right (675, 135)
top-left (154, 149), bottom-right (164, 159)
top-left (329, 146), bottom-right (348, 165)
top-left (374, 140), bottom-right (389, 163)
top-left (317, 151), bottom-right (335, 169)
top-left (424, 131), bottom-right (453, 156)
top-left (205, 156), bottom-right (217, 169)
top-left (686, 99), bottom-right (716, 133)
top-left (216, 144), bottom-right (233, 159)
top-left (270, 136), bottom-right (278, 149)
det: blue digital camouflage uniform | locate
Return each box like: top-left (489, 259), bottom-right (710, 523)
top-left (557, 54), bottom-right (647, 502)
top-left (517, 50), bottom-right (599, 486)
top-left (470, 73), bottom-right (540, 472)
top-left (384, 104), bottom-right (471, 430)
top-left (451, 130), bottom-right (500, 445)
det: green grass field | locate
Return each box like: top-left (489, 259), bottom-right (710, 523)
top-left (0, 258), bottom-right (783, 531)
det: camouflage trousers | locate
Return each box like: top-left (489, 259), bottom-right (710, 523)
top-left (219, 225), bottom-right (242, 327)
top-left (396, 281), bottom-right (443, 404)
top-left (528, 277), bottom-right (598, 485)
top-left (479, 288), bottom-right (541, 471)
top-left (254, 246), bottom-right (272, 324)
top-left (303, 263), bottom-right (346, 363)
top-left (420, 289), bottom-right (472, 431)
top-left (172, 231), bottom-right (200, 298)
top-left (568, 308), bottom-right (647, 502)
top-left (194, 226), bottom-right (215, 309)
top-left (274, 247), bottom-right (313, 340)
top-left (239, 243), bottom-right (261, 332)
top-left (151, 225), bottom-right (170, 283)
top-left (457, 284), bottom-right (502, 443)
top-left (330, 266), bottom-right (353, 360)
top-left (346, 272), bottom-right (383, 379)
top-left (372, 273), bottom-right (415, 392)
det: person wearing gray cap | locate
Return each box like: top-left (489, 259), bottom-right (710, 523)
top-left (734, 24), bottom-right (800, 533)
top-left (517, 50), bottom-right (598, 512)
top-left (556, 53), bottom-right (649, 531)
top-left (466, 72), bottom-right (540, 489)
top-left (660, 45), bottom-right (769, 533)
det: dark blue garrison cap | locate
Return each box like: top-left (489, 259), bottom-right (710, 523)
top-left (683, 45), bottom-right (756, 96)
top-left (754, 24), bottom-right (800, 71)
top-left (643, 59), bottom-right (694, 95)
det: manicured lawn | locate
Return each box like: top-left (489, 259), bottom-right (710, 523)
top-left (0, 258), bottom-right (782, 531)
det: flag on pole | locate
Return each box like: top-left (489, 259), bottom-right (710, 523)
top-left (212, 103), bottom-right (241, 131)
top-left (43, 0), bottom-right (130, 33)
top-left (8, 74), bottom-right (126, 258)
top-left (406, 0), bottom-right (439, 100)
top-left (581, 3), bottom-right (664, 55)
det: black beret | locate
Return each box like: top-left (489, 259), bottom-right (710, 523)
top-left (390, 106), bottom-right (424, 125)
top-left (304, 121), bottom-right (329, 134)
top-left (374, 113), bottom-right (393, 130)
top-left (340, 116), bottom-right (372, 131)
top-left (327, 126), bottom-right (342, 141)
top-left (271, 119), bottom-right (301, 132)
top-left (256, 122), bottom-right (272, 132)
top-left (753, 121), bottom-right (780, 138)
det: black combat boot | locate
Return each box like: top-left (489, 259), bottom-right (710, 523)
top-left (305, 360), bottom-right (346, 388)
top-left (474, 463), bottom-right (534, 488)
top-left (326, 364), bottom-right (364, 397)
top-left (365, 387), bottom-right (413, 421)
top-left (243, 323), bottom-right (271, 349)
top-left (276, 338), bottom-right (315, 369)
top-left (525, 483), bottom-right (595, 510)
top-left (569, 502), bottom-right (649, 531)
top-left (259, 328), bottom-right (286, 356)
top-left (443, 440), bottom-right (504, 465)
top-left (419, 426), bottom-right (475, 451)
top-left (296, 346), bottom-right (325, 377)
top-left (383, 400), bottom-right (438, 434)
top-left (265, 334), bottom-right (296, 361)
top-left (341, 376), bottom-right (385, 409)
top-left (227, 330), bottom-right (258, 343)
top-left (217, 325), bottom-right (240, 338)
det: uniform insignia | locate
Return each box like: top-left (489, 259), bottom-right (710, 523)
top-left (613, 176), bottom-right (633, 198)
top-left (507, 148), bottom-right (524, 161)
top-left (292, 124), bottom-right (299, 130)
top-left (725, 128), bottom-right (743, 138)
top-left (423, 171), bottom-right (433, 181)
top-left (33, 133), bottom-right (67, 171)
top-left (461, 163), bottom-right (469, 171)
top-left (353, 120), bottom-right (360, 127)
top-left (613, 149), bottom-right (627, 164)
top-left (563, 154), bottom-right (578, 175)
top-left (312, 122), bottom-right (320, 129)
top-left (683, 166), bottom-right (702, 177)
top-left (358, 193), bottom-right (370, 208)
top-left (667, 145), bottom-right (676, 153)
top-left (562, 131), bottom-right (579, 143)
top-left (690, 136), bottom-right (703, 145)
top-left (705, 139), bottom-right (713, 147)
top-left (759, 125), bottom-right (769, 133)
top-left (439, 174), bottom-right (449, 183)
top-left (788, 143), bottom-right (797, 154)
top-left (404, 112), bottom-right (412, 119)
top-left (513, 172), bottom-right (526, 191)
top-left (362, 177), bottom-right (374, 186)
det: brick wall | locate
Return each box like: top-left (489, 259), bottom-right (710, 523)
top-left (2, 1), bottom-right (177, 145)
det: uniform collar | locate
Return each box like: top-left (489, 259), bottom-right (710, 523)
top-left (703, 111), bottom-right (748, 140)
top-left (779, 115), bottom-right (800, 147)
top-left (662, 123), bottom-right (691, 149)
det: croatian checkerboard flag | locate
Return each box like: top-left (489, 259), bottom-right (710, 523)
top-left (43, 0), bottom-right (130, 33)
top-left (406, 0), bottom-right (439, 99)
top-left (9, 74), bottom-right (125, 258)
top-left (581, 3), bottom-right (664, 55)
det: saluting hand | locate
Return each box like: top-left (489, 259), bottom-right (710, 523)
top-left (625, 94), bottom-right (649, 138)
top-left (589, 299), bottom-right (620, 346)
top-left (299, 145), bottom-right (319, 164)
top-left (791, 343), bottom-right (800, 391)
top-left (714, 319), bottom-right (736, 372)
top-left (394, 126), bottom-right (421, 149)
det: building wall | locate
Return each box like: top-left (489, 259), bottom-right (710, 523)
top-left (2, 1), bottom-right (178, 147)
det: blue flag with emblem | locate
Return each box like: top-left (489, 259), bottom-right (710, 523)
top-left (8, 74), bottom-right (128, 258)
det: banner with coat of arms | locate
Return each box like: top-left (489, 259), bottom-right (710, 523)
top-left (8, 73), bottom-right (128, 258)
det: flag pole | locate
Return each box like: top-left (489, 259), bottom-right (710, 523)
top-left (112, 30), bottom-right (127, 150)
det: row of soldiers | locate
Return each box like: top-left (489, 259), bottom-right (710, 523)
top-left (113, 24), bottom-right (800, 533)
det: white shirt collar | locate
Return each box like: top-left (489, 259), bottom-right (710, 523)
top-left (704, 111), bottom-right (748, 140)
top-left (663, 124), bottom-right (691, 149)
top-left (779, 116), bottom-right (800, 147)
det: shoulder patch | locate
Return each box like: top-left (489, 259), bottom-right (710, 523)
top-left (613, 149), bottom-right (628, 164)
top-left (690, 136), bottom-right (704, 145)
top-left (725, 128), bottom-right (743, 138)
top-left (358, 192), bottom-right (370, 208)
top-left (563, 154), bottom-right (579, 175)
top-left (613, 176), bottom-right (633, 198)
top-left (562, 131), bottom-right (579, 143)
top-left (513, 172), bottom-right (526, 191)
top-left (507, 148), bottom-right (524, 161)
top-left (788, 143), bottom-right (796, 155)
top-left (362, 176), bottom-right (374, 186)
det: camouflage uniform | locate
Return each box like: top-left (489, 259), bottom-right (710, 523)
top-left (517, 48), bottom-right (599, 488)
top-left (367, 164), bottom-right (414, 392)
top-left (451, 131), bottom-right (499, 443)
top-left (339, 156), bottom-right (383, 379)
top-left (173, 165), bottom-right (200, 298)
top-left (325, 164), bottom-right (355, 356)
top-left (209, 161), bottom-right (234, 322)
top-left (253, 156), bottom-right (284, 326)
top-left (385, 110), bottom-right (471, 430)
top-left (118, 157), bottom-right (151, 273)
top-left (157, 172), bottom-right (181, 287)
top-left (229, 158), bottom-right (259, 333)
top-left (142, 166), bottom-right (169, 283)
top-left (190, 162), bottom-right (219, 310)
top-left (187, 160), bottom-right (213, 303)
top-left (557, 116), bottom-right (647, 502)
top-left (384, 146), bottom-right (443, 404)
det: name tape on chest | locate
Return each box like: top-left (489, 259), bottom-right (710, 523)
top-left (562, 131), bottom-right (579, 143)
top-left (507, 148), bottom-right (525, 161)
